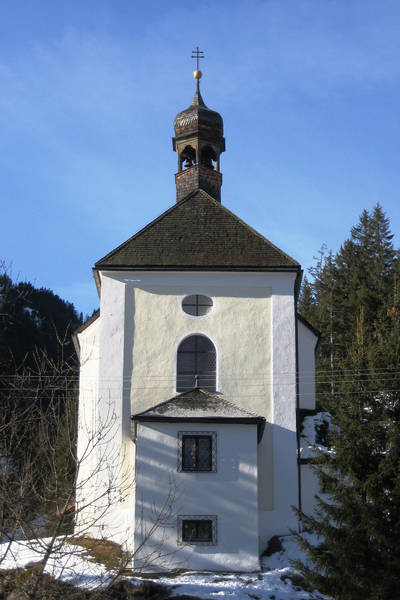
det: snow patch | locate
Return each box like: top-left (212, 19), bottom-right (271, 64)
top-left (0, 537), bottom-right (112, 590)
top-left (0, 534), bottom-right (329, 598)
top-left (300, 412), bottom-right (333, 459)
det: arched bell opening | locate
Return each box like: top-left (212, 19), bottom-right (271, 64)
top-left (200, 145), bottom-right (218, 171)
top-left (179, 145), bottom-right (196, 171)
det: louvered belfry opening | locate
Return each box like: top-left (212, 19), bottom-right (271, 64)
top-left (177, 334), bottom-right (216, 392)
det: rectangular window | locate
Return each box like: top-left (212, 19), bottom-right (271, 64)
top-left (178, 431), bottom-right (217, 472)
top-left (182, 519), bottom-right (212, 542)
top-left (178, 515), bottom-right (217, 546)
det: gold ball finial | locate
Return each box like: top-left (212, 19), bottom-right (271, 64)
top-left (193, 69), bottom-right (202, 79)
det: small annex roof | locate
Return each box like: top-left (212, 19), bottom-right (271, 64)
top-left (297, 313), bottom-right (320, 340)
top-left (74, 309), bottom-right (100, 336)
top-left (72, 309), bottom-right (100, 357)
top-left (132, 387), bottom-right (266, 441)
top-left (95, 190), bottom-right (299, 271)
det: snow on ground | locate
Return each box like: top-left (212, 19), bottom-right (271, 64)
top-left (0, 537), bottom-right (112, 589)
top-left (0, 533), bottom-right (328, 599)
top-left (150, 533), bottom-right (328, 599)
top-left (153, 569), bottom-right (317, 599)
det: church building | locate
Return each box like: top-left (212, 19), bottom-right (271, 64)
top-left (74, 64), bottom-right (319, 572)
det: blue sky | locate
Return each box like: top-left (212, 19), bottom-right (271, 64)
top-left (2, 0), bottom-right (400, 316)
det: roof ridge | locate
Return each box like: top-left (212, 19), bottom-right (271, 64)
top-left (190, 387), bottom-right (259, 417)
top-left (132, 386), bottom-right (209, 417)
top-left (96, 190), bottom-right (300, 270)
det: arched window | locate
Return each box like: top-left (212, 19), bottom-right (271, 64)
top-left (177, 335), bottom-right (216, 392)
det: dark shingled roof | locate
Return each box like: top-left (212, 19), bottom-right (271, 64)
top-left (95, 190), bottom-right (299, 270)
top-left (132, 387), bottom-right (265, 440)
top-left (132, 387), bottom-right (261, 420)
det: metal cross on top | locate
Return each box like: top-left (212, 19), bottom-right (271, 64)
top-left (191, 46), bottom-right (204, 71)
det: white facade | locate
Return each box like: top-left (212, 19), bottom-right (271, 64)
top-left (74, 268), bottom-right (318, 570)
top-left (133, 422), bottom-right (260, 572)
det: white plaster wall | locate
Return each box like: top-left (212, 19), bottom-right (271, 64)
top-left (298, 320), bottom-right (317, 410)
top-left (116, 269), bottom-right (300, 550)
top-left (75, 317), bottom-right (100, 535)
top-left (258, 275), bottom-right (299, 549)
top-left (89, 275), bottom-right (136, 548)
top-left (134, 422), bottom-right (260, 572)
top-left (122, 271), bottom-right (273, 420)
top-left (79, 269), bottom-right (304, 553)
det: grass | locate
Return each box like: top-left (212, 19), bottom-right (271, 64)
top-left (69, 537), bottom-right (130, 572)
top-left (0, 566), bottom-right (90, 599)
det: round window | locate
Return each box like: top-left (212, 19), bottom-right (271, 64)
top-left (182, 294), bottom-right (213, 316)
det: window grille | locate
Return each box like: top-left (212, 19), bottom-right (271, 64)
top-left (182, 435), bottom-right (212, 471)
top-left (178, 431), bottom-right (217, 473)
top-left (177, 515), bottom-right (217, 545)
top-left (183, 519), bottom-right (212, 542)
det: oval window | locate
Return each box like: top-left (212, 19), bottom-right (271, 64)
top-left (182, 294), bottom-right (213, 316)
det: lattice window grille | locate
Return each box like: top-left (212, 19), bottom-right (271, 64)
top-left (177, 515), bottom-right (218, 546)
top-left (177, 431), bottom-right (217, 473)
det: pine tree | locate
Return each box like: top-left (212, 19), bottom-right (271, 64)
top-left (295, 246), bottom-right (400, 599)
top-left (334, 204), bottom-right (396, 352)
top-left (298, 275), bottom-right (315, 323)
top-left (0, 270), bottom-right (83, 375)
top-left (300, 204), bottom-right (397, 412)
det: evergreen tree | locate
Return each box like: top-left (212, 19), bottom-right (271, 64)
top-left (296, 208), bottom-right (400, 599)
top-left (300, 204), bottom-right (397, 411)
top-left (0, 271), bottom-right (83, 375)
top-left (296, 284), bottom-right (400, 599)
top-left (298, 275), bottom-right (315, 322)
top-left (334, 205), bottom-right (395, 351)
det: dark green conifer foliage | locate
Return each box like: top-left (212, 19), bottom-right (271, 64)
top-left (296, 206), bottom-right (400, 599)
top-left (299, 204), bottom-right (397, 411)
top-left (0, 268), bottom-right (85, 535)
top-left (0, 273), bottom-right (83, 375)
top-left (296, 286), bottom-right (400, 599)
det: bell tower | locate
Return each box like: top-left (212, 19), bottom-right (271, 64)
top-left (172, 49), bottom-right (225, 203)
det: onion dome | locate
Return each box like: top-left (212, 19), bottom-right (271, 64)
top-left (174, 73), bottom-right (223, 137)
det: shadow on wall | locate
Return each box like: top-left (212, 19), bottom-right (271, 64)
top-left (131, 421), bottom-right (298, 572)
